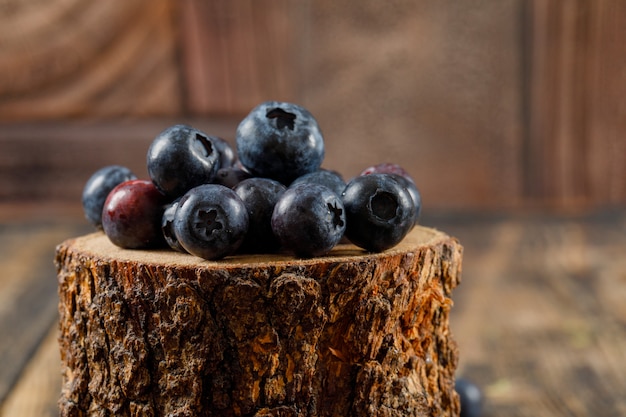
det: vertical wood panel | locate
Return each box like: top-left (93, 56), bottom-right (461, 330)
top-left (586, 1), bottom-right (626, 205)
top-left (525, 0), bottom-right (626, 208)
top-left (179, 0), bottom-right (301, 116)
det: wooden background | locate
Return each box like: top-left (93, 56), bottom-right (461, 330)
top-left (1, 0), bottom-right (624, 212)
top-left (0, 1), bottom-right (626, 416)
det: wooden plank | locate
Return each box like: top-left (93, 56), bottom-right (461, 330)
top-left (178, 0), bottom-right (302, 115)
top-left (443, 212), bottom-right (626, 416)
top-left (585, 1), bottom-right (626, 205)
top-left (0, 222), bottom-right (86, 406)
top-left (0, 324), bottom-right (61, 417)
top-left (524, 0), bottom-right (626, 207)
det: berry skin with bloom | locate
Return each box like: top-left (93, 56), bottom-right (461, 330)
top-left (173, 184), bottom-right (249, 260)
top-left (271, 183), bottom-right (346, 258)
top-left (82, 165), bottom-right (136, 229)
top-left (342, 173), bottom-right (415, 252)
top-left (234, 177), bottom-right (287, 253)
top-left (147, 124), bottom-right (222, 199)
top-left (236, 101), bottom-right (325, 185)
top-left (290, 169), bottom-right (346, 197)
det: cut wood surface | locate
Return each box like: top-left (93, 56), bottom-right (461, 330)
top-left (54, 227), bottom-right (463, 416)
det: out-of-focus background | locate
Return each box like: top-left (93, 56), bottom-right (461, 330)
top-left (0, 1), bottom-right (625, 416)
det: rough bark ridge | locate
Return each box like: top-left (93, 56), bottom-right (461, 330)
top-left (55, 227), bottom-right (462, 416)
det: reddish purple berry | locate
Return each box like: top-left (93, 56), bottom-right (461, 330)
top-left (360, 162), bottom-right (413, 181)
top-left (102, 179), bottom-right (168, 249)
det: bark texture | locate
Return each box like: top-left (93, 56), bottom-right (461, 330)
top-left (55, 226), bottom-right (462, 417)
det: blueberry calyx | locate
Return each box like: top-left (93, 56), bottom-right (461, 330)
top-left (370, 191), bottom-right (398, 221)
top-left (328, 201), bottom-right (345, 228)
top-left (193, 133), bottom-right (215, 158)
top-left (173, 184), bottom-right (249, 260)
top-left (266, 107), bottom-right (296, 130)
top-left (195, 209), bottom-right (223, 236)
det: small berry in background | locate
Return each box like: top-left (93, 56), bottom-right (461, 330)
top-left (82, 165), bottom-right (136, 229)
top-left (101, 179), bottom-right (168, 249)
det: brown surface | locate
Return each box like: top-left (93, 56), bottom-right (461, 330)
top-left (54, 227), bottom-right (462, 416)
top-left (2, 212), bottom-right (626, 415)
top-left (1, 2), bottom-right (625, 210)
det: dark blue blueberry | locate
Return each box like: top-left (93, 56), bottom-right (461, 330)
top-left (173, 184), bottom-right (249, 260)
top-left (212, 136), bottom-right (237, 168)
top-left (389, 174), bottom-right (422, 225)
top-left (214, 164), bottom-right (253, 189)
top-left (234, 177), bottom-right (286, 253)
top-left (455, 378), bottom-right (483, 417)
top-left (271, 183), bottom-right (346, 258)
top-left (236, 101), bottom-right (325, 184)
top-left (161, 199), bottom-right (186, 253)
top-left (147, 124), bottom-right (221, 198)
top-left (360, 163), bottom-right (421, 225)
top-left (290, 169), bottom-right (346, 197)
top-left (342, 173), bottom-right (414, 252)
top-left (101, 179), bottom-right (168, 249)
top-left (82, 165), bottom-right (136, 229)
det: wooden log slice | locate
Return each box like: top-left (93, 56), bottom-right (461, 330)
top-left (55, 226), bottom-right (463, 417)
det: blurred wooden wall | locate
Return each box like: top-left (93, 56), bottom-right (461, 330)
top-left (0, 0), bottom-right (624, 213)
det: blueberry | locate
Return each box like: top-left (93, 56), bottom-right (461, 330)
top-left (212, 136), bottom-right (237, 168)
top-left (213, 164), bottom-right (253, 189)
top-left (147, 124), bottom-right (221, 198)
top-left (234, 177), bottom-right (286, 253)
top-left (271, 183), bottom-right (346, 258)
top-left (236, 101), bottom-right (325, 184)
top-left (360, 162), bottom-right (421, 224)
top-left (101, 179), bottom-right (168, 249)
top-left (161, 199), bottom-right (186, 253)
top-left (82, 165), bottom-right (136, 229)
top-left (290, 169), bottom-right (346, 197)
top-left (342, 173), bottom-right (414, 252)
top-left (173, 184), bottom-right (249, 260)
top-left (455, 378), bottom-right (483, 417)
top-left (389, 174), bottom-right (422, 225)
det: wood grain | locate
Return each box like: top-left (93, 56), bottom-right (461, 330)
top-left (0, 0), bottom-right (181, 120)
top-left (179, 0), bottom-right (302, 115)
top-left (2, 2), bottom-right (625, 210)
top-left (0, 324), bottom-right (61, 417)
top-left (524, 0), bottom-right (626, 206)
top-left (447, 212), bottom-right (626, 417)
top-left (0, 224), bottom-right (70, 405)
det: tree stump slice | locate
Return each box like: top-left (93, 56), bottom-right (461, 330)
top-left (55, 226), bottom-right (463, 417)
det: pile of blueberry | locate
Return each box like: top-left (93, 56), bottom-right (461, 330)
top-left (82, 101), bottom-right (422, 260)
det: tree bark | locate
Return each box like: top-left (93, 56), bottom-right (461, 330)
top-left (55, 226), bottom-right (462, 417)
